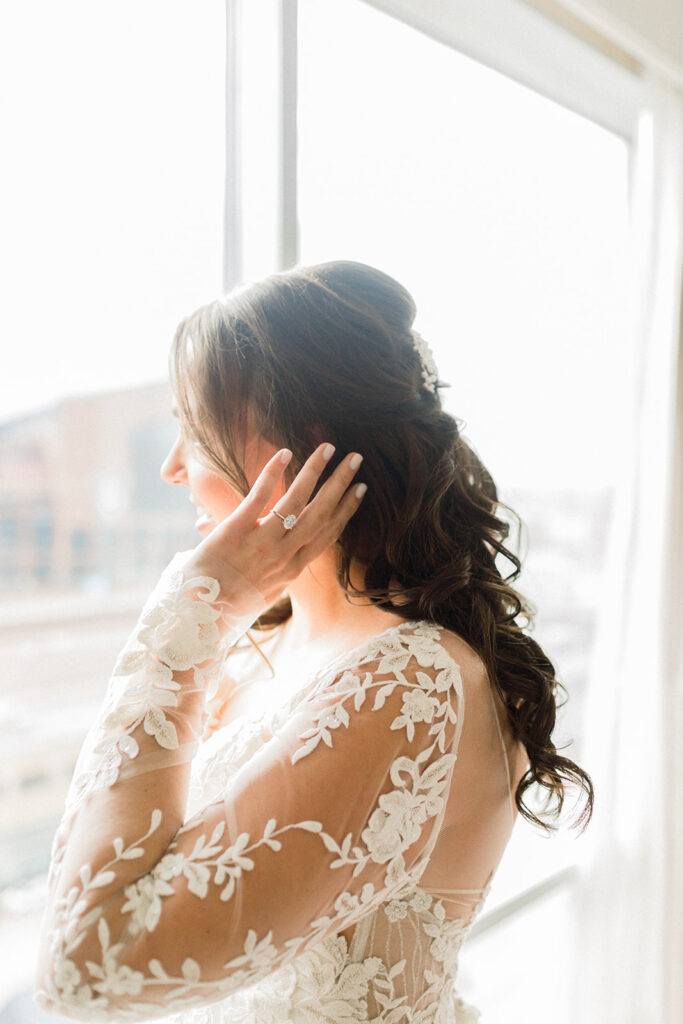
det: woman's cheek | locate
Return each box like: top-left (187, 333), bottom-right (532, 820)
top-left (191, 465), bottom-right (242, 521)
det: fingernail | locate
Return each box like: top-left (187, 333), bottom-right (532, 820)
top-left (280, 449), bottom-right (293, 465)
top-left (322, 443), bottom-right (336, 461)
top-left (355, 483), bottom-right (367, 499)
top-left (349, 453), bottom-right (363, 470)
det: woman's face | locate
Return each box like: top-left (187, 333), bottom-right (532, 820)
top-left (160, 405), bottom-right (284, 536)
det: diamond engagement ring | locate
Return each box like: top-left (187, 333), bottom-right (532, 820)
top-left (272, 510), bottom-right (297, 530)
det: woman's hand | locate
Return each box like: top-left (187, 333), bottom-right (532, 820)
top-left (182, 444), bottom-right (366, 607)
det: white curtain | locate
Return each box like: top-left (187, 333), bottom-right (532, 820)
top-left (571, 72), bottom-right (683, 1024)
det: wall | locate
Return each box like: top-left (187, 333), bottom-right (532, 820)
top-left (528, 0), bottom-right (683, 84)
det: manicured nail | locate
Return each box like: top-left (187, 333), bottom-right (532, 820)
top-left (349, 453), bottom-right (363, 470)
top-left (322, 443), bottom-right (336, 461)
top-left (280, 449), bottom-right (292, 465)
top-left (355, 483), bottom-right (367, 499)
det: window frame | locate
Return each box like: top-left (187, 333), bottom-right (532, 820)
top-left (223, 0), bottom-right (643, 291)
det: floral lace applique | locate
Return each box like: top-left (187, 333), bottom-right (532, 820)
top-left (36, 560), bottom-right (499, 1024)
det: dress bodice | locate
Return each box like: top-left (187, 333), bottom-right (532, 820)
top-left (177, 620), bottom-right (513, 1024)
top-left (36, 554), bottom-right (523, 1024)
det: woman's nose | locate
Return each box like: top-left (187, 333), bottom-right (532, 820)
top-left (160, 434), bottom-right (187, 485)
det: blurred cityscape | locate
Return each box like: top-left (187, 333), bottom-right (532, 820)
top-left (0, 382), bottom-right (196, 592)
top-left (0, 381), bottom-right (198, 878)
top-left (0, 382), bottom-right (614, 1010)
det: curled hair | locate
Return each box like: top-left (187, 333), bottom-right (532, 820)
top-left (170, 260), bottom-right (594, 834)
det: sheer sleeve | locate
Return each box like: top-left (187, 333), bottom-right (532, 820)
top-left (54, 550), bottom-right (269, 823)
top-left (35, 555), bottom-right (463, 1022)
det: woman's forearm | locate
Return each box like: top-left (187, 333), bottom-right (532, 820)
top-left (37, 554), bottom-right (267, 996)
top-left (48, 671), bottom-right (203, 916)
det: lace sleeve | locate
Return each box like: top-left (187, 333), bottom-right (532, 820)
top-left (35, 557), bottom-right (463, 1022)
top-left (56, 550), bottom-right (269, 829)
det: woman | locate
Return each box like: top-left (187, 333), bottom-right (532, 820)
top-left (35, 260), bottom-right (593, 1023)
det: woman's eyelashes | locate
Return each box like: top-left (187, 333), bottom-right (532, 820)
top-left (178, 427), bottom-right (204, 454)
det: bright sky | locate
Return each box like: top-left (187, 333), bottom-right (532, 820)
top-left (0, 1), bottom-right (226, 422)
top-left (1, 0), bottom-right (634, 491)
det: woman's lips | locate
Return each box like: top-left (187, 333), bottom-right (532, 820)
top-left (194, 508), bottom-right (216, 531)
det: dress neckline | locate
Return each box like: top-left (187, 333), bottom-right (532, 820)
top-left (233, 619), bottom-right (434, 730)
top-left (210, 619), bottom-right (452, 740)
top-left (303, 618), bottom-right (427, 686)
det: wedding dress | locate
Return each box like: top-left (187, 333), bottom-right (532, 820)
top-left (34, 550), bottom-right (528, 1024)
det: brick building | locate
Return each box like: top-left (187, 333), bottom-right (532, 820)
top-left (0, 382), bottom-right (197, 592)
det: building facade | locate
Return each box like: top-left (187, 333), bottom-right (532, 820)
top-left (0, 382), bottom-right (196, 592)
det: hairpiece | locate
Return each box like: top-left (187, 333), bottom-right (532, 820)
top-left (410, 330), bottom-right (439, 394)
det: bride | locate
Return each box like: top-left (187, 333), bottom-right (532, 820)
top-left (35, 260), bottom-right (593, 1023)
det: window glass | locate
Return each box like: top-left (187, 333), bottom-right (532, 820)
top-left (0, 1), bottom-right (225, 420)
top-left (298, 2), bottom-right (632, 1005)
top-left (0, 2), bottom-right (225, 1000)
top-left (299, 0), bottom-right (630, 764)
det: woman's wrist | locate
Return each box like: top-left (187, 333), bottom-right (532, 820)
top-left (175, 554), bottom-right (269, 647)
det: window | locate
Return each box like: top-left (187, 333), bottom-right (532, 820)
top-left (0, 1), bottom-right (226, 1008)
top-left (0, 519), bottom-right (17, 548)
top-left (0, 2), bottom-right (641, 1020)
top-left (297, 0), bottom-right (631, 738)
top-left (33, 516), bottom-right (53, 550)
top-left (231, 9), bottom-right (635, 1012)
top-left (0, 1), bottom-right (226, 423)
top-left (294, 1), bottom-right (633, 1016)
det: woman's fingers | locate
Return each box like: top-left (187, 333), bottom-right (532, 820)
top-left (280, 448), bottom-right (365, 543)
top-left (233, 442), bottom-right (364, 546)
top-left (290, 477), bottom-right (367, 570)
top-left (233, 448), bottom-right (293, 523)
top-left (271, 442), bottom-right (338, 518)
top-left (299, 449), bottom-right (363, 516)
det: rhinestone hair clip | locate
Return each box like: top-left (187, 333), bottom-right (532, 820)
top-left (410, 330), bottom-right (439, 394)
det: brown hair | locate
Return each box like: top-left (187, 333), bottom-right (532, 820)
top-left (170, 260), bottom-right (594, 834)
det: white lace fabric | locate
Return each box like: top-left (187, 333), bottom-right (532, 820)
top-left (35, 551), bottom-right (524, 1024)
